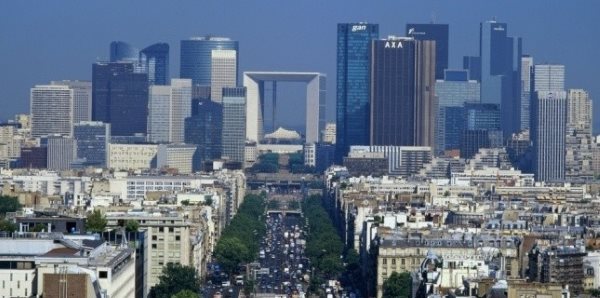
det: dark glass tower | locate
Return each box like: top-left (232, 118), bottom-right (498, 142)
top-left (335, 23), bottom-right (379, 162)
top-left (406, 23), bottom-right (449, 80)
top-left (479, 20), bottom-right (522, 139)
top-left (92, 62), bottom-right (149, 136)
top-left (184, 98), bottom-right (223, 162)
top-left (73, 121), bottom-right (110, 167)
top-left (369, 37), bottom-right (436, 147)
top-left (140, 43), bottom-right (169, 86)
top-left (180, 37), bottom-right (239, 87)
top-left (110, 41), bottom-right (138, 62)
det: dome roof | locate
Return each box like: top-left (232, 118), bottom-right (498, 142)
top-left (264, 127), bottom-right (301, 140)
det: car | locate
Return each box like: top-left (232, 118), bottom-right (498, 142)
top-left (221, 281), bottom-right (231, 287)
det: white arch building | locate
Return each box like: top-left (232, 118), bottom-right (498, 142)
top-left (243, 72), bottom-right (326, 143)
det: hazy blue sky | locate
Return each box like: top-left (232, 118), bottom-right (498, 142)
top-left (1, 0), bottom-right (599, 132)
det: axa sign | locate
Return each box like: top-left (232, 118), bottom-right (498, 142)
top-left (384, 41), bottom-right (403, 49)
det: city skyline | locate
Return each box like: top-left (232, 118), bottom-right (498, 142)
top-left (1, 1), bottom-right (599, 132)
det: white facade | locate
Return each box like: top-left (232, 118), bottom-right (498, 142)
top-left (0, 125), bottom-right (22, 159)
top-left (211, 49), bottom-right (237, 103)
top-left (47, 135), bottom-right (76, 171)
top-left (107, 143), bottom-right (158, 170)
top-left (148, 85), bottom-right (172, 143)
top-left (567, 89), bottom-right (592, 135)
top-left (322, 122), bottom-right (336, 144)
top-left (533, 64), bottom-right (565, 93)
top-left (51, 80), bottom-right (92, 124)
top-left (520, 55), bottom-right (533, 130)
top-left (30, 85), bottom-right (74, 137)
top-left (170, 79), bottom-right (192, 143)
top-left (243, 72), bottom-right (326, 144)
top-left (304, 143), bottom-right (316, 167)
top-left (147, 79), bottom-right (192, 143)
top-left (157, 144), bottom-right (197, 174)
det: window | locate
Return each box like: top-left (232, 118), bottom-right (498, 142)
top-left (401, 259), bottom-right (405, 265)
top-left (169, 227), bottom-right (174, 232)
top-left (152, 244), bottom-right (157, 249)
top-left (99, 271), bottom-right (108, 278)
top-left (391, 259), bottom-right (396, 265)
top-left (382, 258), bottom-right (387, 265)
top-left (159, 227), bottom-right (163, 232)
top-left (175, 236), bottom-right (180, 241)
top-left (152, 235), bottom-right (157, 240)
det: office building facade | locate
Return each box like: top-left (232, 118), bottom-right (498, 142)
top-left (335, 23), bottom-right (379, 162)
top-left (520, 55), bottom-right (533, 130)
top-left (369, 37), bottom-right (436, 148)
top-left (435, 70), bottom-right (480, 153)
top-left (30, 85), bottom-right (73, 138)
top-left (180, 36), bottom-right (238, 87)
top-left (140, 43), bottom-right (169, 86)
top-left (222, 87), bottom-right (246, 163)
top-left (92, 62), bottom-right (149, 136)
top-left (210, 49), bottom-right (238, 102)
top-left (184, 99), bottom-right (223, 162)
top-left (406, 23), bottom-right (449, 80)
top-left (157, 144), bottom-right (199, 174)
top-left (532, 91), bottom-right (567, 182)
top-left (73, 121), bottom-right (110, 167)
top-left (147, 79), bottom-right (192, 144)
top-left (479, 20), bottom-right (522, 139)
top-left (110, 41), bottom-right (139, 63)
top-left (46, 135), bottom-right (76, 171)
top-left (50, 80), bottom-right (92, 124)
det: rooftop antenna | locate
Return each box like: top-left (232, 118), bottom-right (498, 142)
top-left (431, 11), bottom-right (437, 24)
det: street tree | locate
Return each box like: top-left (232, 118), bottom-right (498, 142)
top-left (86, 209), bottom-right (107, 233)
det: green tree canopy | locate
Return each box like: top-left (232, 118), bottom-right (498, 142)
top-left (0, 219), bottom-right (17, 233)
top-left (0, 195), bottom-right (21, 216)
top-left (382, 272), bottom-right (412, 298)
top-left (171, 289), bottom-right (199, 298)
top-left (150, 263), bottom-right (200, 298)
top-left (86, 209), bottom-right (107, 233)
top-left (30, 223), bottom-right (47, 232)
top-left (214, 237), bottom-right (250, 274)
top-left (125, 220), bottom-right (139, 232)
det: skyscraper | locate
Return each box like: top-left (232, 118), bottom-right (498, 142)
top-left (180, 37), bottom-right (239, 87)
top-left (30, 85), bottom-right (73, 138)
top-left (532, 64), bottom-right (565, 93)
top-left (567, 89), bottom-right (592, 135)
top-left (110, 41), bottom-right (138, 63)
top-left (335, 23), bottom-right (379, 162)
top-left (565, 89), bottom-right (594, 181)
top-left (460, 103), bottom-right (502, 158)
top-left (210, 50), bottom-right (237, 103)
top-left (435, 70), bottom-right (480, 153)
top-left (520, 55), bottom-right (533, 130)
top-left (45, 135), bottom-right (76, 171)
top-left (147, 79), bottom-right (192, 143)
top-left (406, 23), bottom-right (449, 80)
top-left (532, 90), bottom-right (567, 182)
top-left (221, 87), bottom-right (246, 163)
top-left (184, 99), bottom-right (223, 162)
top-left (140, 43), bottom-right (170, 86)
top-left (50, 80), bottom-right (92, 124)
top-left (92, 62), bottom-right (149, 136)
top-left (73, 121), bottom-right (110, 167)
top-left (147, 85), bottom-right (171, 143)
top-left (479, 20), bottom-right (522, 138)
top-left (369, 36), bottom-right (436, 148)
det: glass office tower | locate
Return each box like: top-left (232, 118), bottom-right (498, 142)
top-left (140, 43), bottom-right (170, 86)
top-left (335, 23), bottom-right (379, 162)
top-left (185, 98), bottom-right (223, 162)
top-left (479, 20), bottom-right (522, 138)
top-left (92, 62), bottom-right (149, 136)
top-left (110, 41), bottom-right (138, 62)
top-left (222, 87), bottom-right (246, 163)
top-left (73, 121), bottom-right (110, 167)
top-left (406, 23), bottom-right (449, 80)
top-left (180, 36), bottom-right (239, 87)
